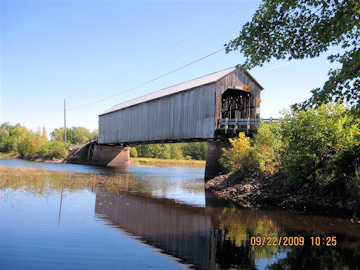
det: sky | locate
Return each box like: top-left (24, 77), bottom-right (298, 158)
top-left (1, 0), bottom-right (339, 135)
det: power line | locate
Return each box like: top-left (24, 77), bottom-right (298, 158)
top-left (65, 2), bottom-right (255, 104)
top-left (42, 3), bottom-right (256, 125)
top-left (42, 112), bottom-right (63, 126)
top-left (67, 22), bottom-right (242, 108)
top-left (68, 48), bottom-right (224, 111)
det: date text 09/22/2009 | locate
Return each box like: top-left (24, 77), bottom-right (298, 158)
top-left (250, 236), bottom-right (337, 246)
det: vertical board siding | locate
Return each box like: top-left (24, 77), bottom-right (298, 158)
top-left (99, 84), bottom-right (216, 144)
top-left (98, 68), bottom-right (263, 144)
top-left (215, 69), bottom-right (262, 123)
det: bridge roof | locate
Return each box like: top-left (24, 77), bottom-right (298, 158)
top-left (100, 66), bottom-right (262, 116)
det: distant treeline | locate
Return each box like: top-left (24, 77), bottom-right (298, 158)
top-left (130, 142), bottom-right (207, 160)
top-left (0, 123), bottom-right (98, 159)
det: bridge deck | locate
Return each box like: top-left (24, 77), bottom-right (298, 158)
top-left (217, 118), bottom-right (279, 135)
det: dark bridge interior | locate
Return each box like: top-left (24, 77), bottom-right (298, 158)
top-left (221, 89), bottom-right (255, 120)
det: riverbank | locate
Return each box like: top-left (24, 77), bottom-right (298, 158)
top-left (131, 157), bottom-right (205, 168)
top-left (205, 169), bottom-right (360, 218)
top-left (0, 155), bottom-right (205, 169)
top-left (0, 152), bottom-right (17, 158)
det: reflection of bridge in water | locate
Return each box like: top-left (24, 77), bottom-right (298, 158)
top-left (94, 188), bottom-right (360, 270)
top-left (95, 192), bottom-right (254, 269)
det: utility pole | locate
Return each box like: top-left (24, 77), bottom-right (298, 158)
top-left (64, 99), bottom-right (67, 144)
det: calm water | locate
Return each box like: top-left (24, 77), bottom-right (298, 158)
top-left (1, 159), bottom-right (360, 269)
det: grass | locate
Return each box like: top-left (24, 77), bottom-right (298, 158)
top-left (0, 151), bottom-right (18, 158)
top-left (131, 157), bottom-right (205, 166)
top-left (0, 167), bottom-right (141, 195)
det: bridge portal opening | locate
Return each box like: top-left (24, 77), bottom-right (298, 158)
top-left (221, 89), bottom-right (255, 119)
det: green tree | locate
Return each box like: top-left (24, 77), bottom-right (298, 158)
top-left (169, 143), bottom-right (183, 159)
top-left (225, 0), bottom-right (360, 108)
top-left (50, 126), bottom-right (96, 144)
top-left (136, 144), bottom-right (170, 159)
top-left (0, 123), bottom-right (31, 153)
top-left (0, 123), bottom-right (12, 152)
top-left (280, 103), bottom-right (360, 190)
top-left (181, 142), bottom-right (207, 160)
top-left (50, 128), bottom-right (65, 142)
top-left (66, 127), bottom-right (92, 144)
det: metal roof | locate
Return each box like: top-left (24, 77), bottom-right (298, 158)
top-left (99, 66), bottom-right (261, 116)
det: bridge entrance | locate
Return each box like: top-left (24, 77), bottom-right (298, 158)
top-left (221, 89), bottom-right (255, 119)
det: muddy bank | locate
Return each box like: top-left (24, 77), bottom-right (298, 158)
top-left (205, 170), bottom-right (360, 218)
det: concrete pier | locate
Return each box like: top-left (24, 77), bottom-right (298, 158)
top-left (205, 140), bottom-right (231, 180)
top-left (92, 144), bottom-right (130, 166)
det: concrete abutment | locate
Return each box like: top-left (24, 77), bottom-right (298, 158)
top-left (205, 140), bottom-right (231, 180)
top-left (92, 144), bottom-right (130, 166)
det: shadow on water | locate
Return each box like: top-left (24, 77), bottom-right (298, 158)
top-left (1, 160), bottom-right (360, 269)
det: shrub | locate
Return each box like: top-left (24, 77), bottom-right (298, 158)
top-left (253, 122), bottom-right (282, 174)
top-left (280, 103), bottom-right (360, 190)
top-left (220, 103), bottom-right (359, 196)
top-left (46, 141), bottom-right (67, 159)
top-left (17, 134), bottom-right (40, 158)
top-left (130, 147), bottom-right (138, 158)
top-left (220, 133), bottom-right (257, 172)
top-left (36, 141), bottom-right (52, 157)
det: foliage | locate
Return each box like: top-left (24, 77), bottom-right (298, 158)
top-left (51, 126), bottom-right (98, 144)
top-left (50, 128), bottom-right (64, 142)
top-left (130, 147), bottom-right (138, 158)
top-left (225, 0), bottom-right (360, 108)
top-left (280, 103), bottom-right (360, 190)
top-left (181, 142), bottom-right (207, 160)
top-left (0, 122), bottom-right (68, 159)
top-left (220, 133), bottom-right (257, 172)
top-left (46, 141), bottom-right (68, 159)
top-left (221, 123), bottom-right (281, 173)
top-left (253, 123), bottom-right (282, 174)
top-left (136, 144), bottom-right (170, 159)
top-left (133, 142), bottom-right (207, 160)
top-left (220, 103), bottom-right (360, 194)
top-left (168, 143), bottom-right (183, 159)
top-left (0, 122), bottom-right (28, 152)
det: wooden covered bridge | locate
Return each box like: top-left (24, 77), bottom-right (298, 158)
top-left (92, 66), bottom-right (266, 178)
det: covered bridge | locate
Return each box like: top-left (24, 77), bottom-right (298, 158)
top-left (98, 66), bottom-right (263, 145)
top-left (94, 66), bottom-right (264, 179)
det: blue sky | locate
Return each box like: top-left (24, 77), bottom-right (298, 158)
top-left (1, 0), bottom-right (337, 134)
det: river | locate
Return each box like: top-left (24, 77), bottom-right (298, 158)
top-left (1, 158), bottom-right (360, 269)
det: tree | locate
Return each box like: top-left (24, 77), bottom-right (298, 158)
top-left (50, 128), bottom-right (65, 142)
top-left (225, 0), bottom-right (360, 108)
top-left (181, 142), bottom-right (207, 160)
top-left (50, 126), bottom-right (97, 144)
top-left (66, 127), bottom-right (92, 144)
top-left (280, 103), bottom-right (360, 190)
